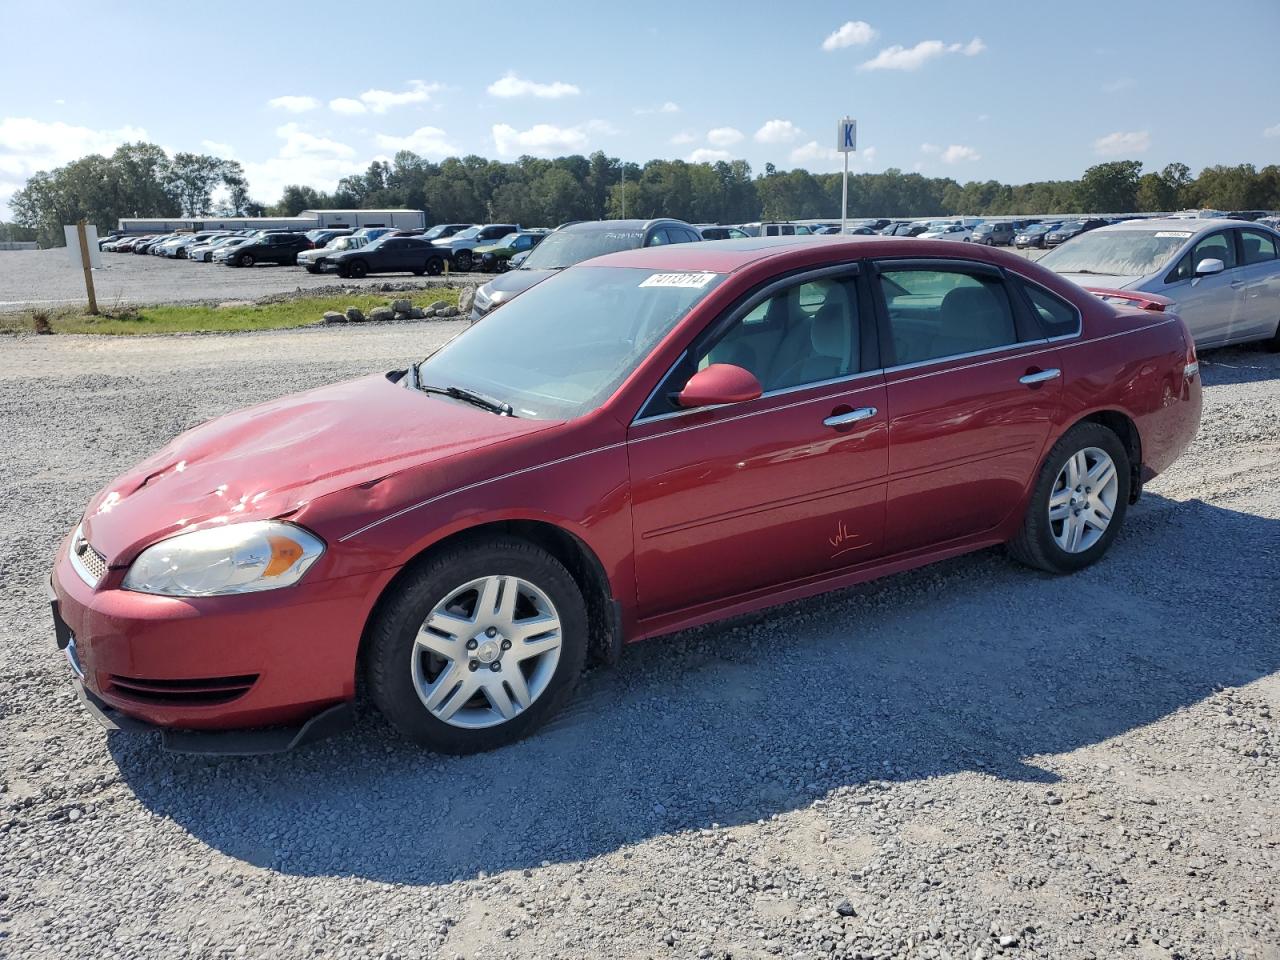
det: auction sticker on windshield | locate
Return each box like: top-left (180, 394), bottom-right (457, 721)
top-left (1154, 231), bottom-right (1194, 238)
top-left (639, 272), bottom-right (719, 289)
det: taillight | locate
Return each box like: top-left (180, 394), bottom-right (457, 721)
top-left (1184, 339), bottom-right (1199, 380)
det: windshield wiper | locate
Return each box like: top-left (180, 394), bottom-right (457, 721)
top-left (419, 381), bottom-right (515, 416)
top-left (1068, 269), bottom-right (1120, 276)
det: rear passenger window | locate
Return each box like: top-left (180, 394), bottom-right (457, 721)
top-left (1018, 280), bottom-right (1080, 338)
top-left (878, 268), bottom-right (1017, 365)
top-left (699, 276), bottom-right (863, 392)
top-left (646, 229), bottom-right (670, 246)
top-left (1240, 229), bottom-right (1278, 265)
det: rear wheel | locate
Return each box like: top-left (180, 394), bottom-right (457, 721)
top-left (1007, 422), bottom-right (1130, 574)
top-left (455, 250), bottom-right (474, 272)
top-left (367, 537), bottom-right (588, 754)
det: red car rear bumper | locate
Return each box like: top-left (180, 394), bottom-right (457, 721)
top-left (49, 535), bottom-right (385, 744)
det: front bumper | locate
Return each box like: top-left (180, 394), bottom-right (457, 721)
top-left (49, 537), bottom-right (383, 750)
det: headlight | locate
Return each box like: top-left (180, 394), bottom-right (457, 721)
top-left (122, 521), bottom-right (325, 597)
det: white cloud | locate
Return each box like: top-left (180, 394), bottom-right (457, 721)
top-left (487, 73), bottom-right (581, 99)
top-left (1093, 130), bottom-right (1150, 155)
top-left (941, 144), bottom-right (981, 163)
top-left (1264, 123), bottom-right (1280, 139)
top-left (790, 141), bottom-right (839, 166)
top-left (670, 131), bottom-right (696, 145)
top-left (688, 148), bottom-right (732, 163)
top-left (755, 119), bottom-right (803, 144)
top-left (358, 81), bottom-right (441, 113)
top-left (636, 101), bottom-right (680, 115)
top-left (241, 123), bottom-right (364, 204)
top-left (201, 139), bottom-right (236, 158)
top-left (920, 143), bottom-right (940, 154)
top-left (267, 95), bottom-right (320, 113)
top-left (329, 97), bottom-right (367, 115)
top-left (822, 20), bottom-right (877, 51)
top-left (0, 117), bottom-right (148, 209)
top-left (375, 126), bottom-right (459, 157)
top-left (1102, 77), bottom-right (1135, 94)
top-left (492, 122), bottom-right (590, 156)
top-left (706, 126), bottom-right (744, 147)
top-left (860, 37), bottom-right (985, 71)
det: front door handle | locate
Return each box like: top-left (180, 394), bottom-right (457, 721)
top-left (823, 407), bottom-right (877, 428)
top-left (1019, 368), bottom-right (1061, 386)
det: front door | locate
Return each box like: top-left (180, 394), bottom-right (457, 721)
top-left (1161, 229), bottom-right (1240, 347)
top-left (871, 260), bottom-right (1061, 554)
top-left (628, 270), bottom-right (888, 620)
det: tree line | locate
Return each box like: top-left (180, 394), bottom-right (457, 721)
top-left (7, 140), bottom-right (1280, 247)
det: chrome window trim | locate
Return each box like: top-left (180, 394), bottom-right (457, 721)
top-left (880, 340), bottom-right (1050, 377)
top-left (632, 368), bottom-right (884, 426)
top-left (1012, 275), bottom-right (1084, 341)
top-left (630, 261), bottom-right (865, 425)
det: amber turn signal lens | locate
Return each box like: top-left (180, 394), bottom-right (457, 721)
top-left (264, 536), bottom-right (305, 577)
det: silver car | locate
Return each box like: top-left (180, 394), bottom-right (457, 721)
top-left (1038, 218), bottom-right (1280, 349)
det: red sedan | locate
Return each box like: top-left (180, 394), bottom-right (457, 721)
top-left (50, 237), bottom-right (1202, 755)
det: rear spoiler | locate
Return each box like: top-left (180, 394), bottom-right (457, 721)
top-left (1083, 287), bottom-right (1175, 312)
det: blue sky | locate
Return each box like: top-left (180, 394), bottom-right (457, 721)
top-left (2, 0), bottom-right (1278, 212)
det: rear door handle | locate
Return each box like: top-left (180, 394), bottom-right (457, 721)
top-left (823, 407), bottom-right (877, 428)
top-left (1019, 368), bottom-right (1061, 386)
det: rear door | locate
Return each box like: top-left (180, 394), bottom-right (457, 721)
top-left (1234, 228), bottom-right (1280, 343)
top-left (628, 267), bottom-right (888, 619)
top-left (871, 259), bottom-right (1061, 554)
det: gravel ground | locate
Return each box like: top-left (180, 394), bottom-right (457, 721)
top-left (1, 323), bottom-right (1277, 960)
top-left (0, 247), bottom-right (481, 313)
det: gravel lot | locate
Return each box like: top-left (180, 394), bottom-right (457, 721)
top-left (1, 323), bottom-right (1277, 960)
top-left (0, 247), bottom-right (481, 313)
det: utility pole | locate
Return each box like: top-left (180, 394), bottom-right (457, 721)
top-left (837, 117), bottom-right (856, 233)
top-left (621, 162), bottom-right (626, 220)
top-left (75, 219), bottom-right (98, 315)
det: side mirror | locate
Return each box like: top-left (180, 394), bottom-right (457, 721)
top-left (1194, 258), bottom-right (1225, 277)
top-left (676, 364), bottom-right (763, 408)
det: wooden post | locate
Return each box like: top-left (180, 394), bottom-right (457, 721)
top-left (76, 219), bottom-right (98, 315)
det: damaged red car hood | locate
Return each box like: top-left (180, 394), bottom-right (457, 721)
top-left (81, 373), bottom-right (555, 564)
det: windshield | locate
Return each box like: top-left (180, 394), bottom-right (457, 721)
top-left (1057, 221), bottom-right (1084, 231)
top-left (416, 266), bottom-right (724, 419)
top-left (422, 224), bottom-right (455, 240)
top-left (326, 237), bottom-right (352, 249)
top-left (1040, 229), bottom-right (1191, 276)
top-left (520, 227), bottom-right (645, 270)
top-left (452, 227), bottom-right (481, 241)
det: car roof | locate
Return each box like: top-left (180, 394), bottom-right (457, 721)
top-left (588, 234), bottom-right (1042, 274)
top-left (1090, 217), bottom-right (1266, 234)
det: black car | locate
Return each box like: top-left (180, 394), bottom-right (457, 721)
top-left (305, 228), bottom-right (353, 249)
top-left (223, 232), bottom-right (311, 267)
top-left (470, 218), bottom-right (702, 322)
top-left (1044, 218), bottom-right (1107, 248)
top-left (325, 234), bottom-right (438, 278)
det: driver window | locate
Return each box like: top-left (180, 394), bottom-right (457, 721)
top-left (1193, 232), bottom-right (1236, 270)
top-left (697, 277), bottom-right (861, 393)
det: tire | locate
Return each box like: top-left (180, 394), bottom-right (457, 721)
top-left (454, 250), bottom-right (473, 272)
top-left (495, 259), bottom-right (509, 273)
top-left (237, 253), bottom-right (255, 268)
top-left (1265, 319), bottom-right (1280, 352)
top-left (337, 265), bottom-right (351, 278)
top-left (349, 260), bottom-right (369, 279)
top-left (1007, 422), bottom-right (1131, 574)
top-left (367, 536), bottom-right (589, 754)
top-left (305, 265), bottom-right (319, 274)
top-left (425, 256), bottom-right (444, 276)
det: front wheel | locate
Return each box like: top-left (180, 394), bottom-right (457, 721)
top-left (237, 253), bottom-right (255, 268)
top-left (305, 265), bottom-right (319, 274)
top-left (1008, 422), bottom-right (1130, 574)
top-left (348, 260), bottom-right (368, 279)
top-left (425, 256), bottom-right (444, 276)
top-left (367, 537), bottom-right (589, 754)
top-left (454, 250), bottom-right (473, 272)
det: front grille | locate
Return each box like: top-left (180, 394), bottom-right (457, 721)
top-left (107, 674), bottom-right (258, 706)
top-left (70, 528), bottom-right (108, 586)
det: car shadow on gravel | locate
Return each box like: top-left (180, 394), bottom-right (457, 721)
top-left (1199, 345), bottom-right (1280, 386)
top-left (108, 493), bottom-right (1279, 885)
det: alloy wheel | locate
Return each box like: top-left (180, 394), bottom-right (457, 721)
top-left (411, 575), bottom-right (563, 729)
top-left (1049, 447), bottom-right (1118, 553)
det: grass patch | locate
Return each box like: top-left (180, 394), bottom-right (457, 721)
top-left (0, 289), bottom-right (462, 336)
